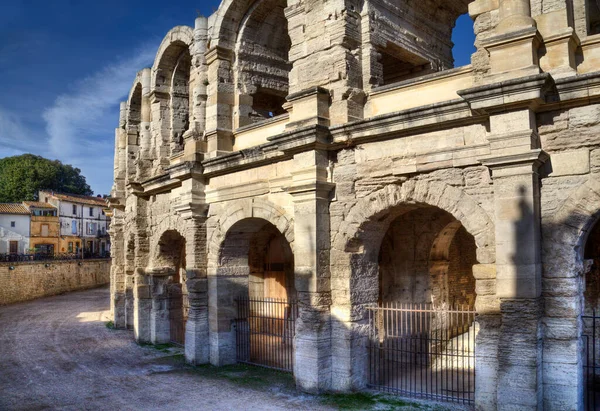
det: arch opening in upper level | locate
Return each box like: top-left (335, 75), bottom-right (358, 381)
top-left (233, 0), bottom-right (291, 128)
top-left (367, 0), bottom-right (472, 88)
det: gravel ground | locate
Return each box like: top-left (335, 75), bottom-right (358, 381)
top-left (0, 287), bottom-right (332, 411)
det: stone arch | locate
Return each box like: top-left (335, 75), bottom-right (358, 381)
top-left (150, 229), bottom-right (186, 275)
top-left (329, 179), bottom-right (494, 392)
top-left (206, 198), bottom-right (294, 366)
top-left (547, 178), bottom-right (600, 266)
top-left (542, 178), bottom-right (600, 410)
top-left (334, 181), bottom-right (495, 263)
top-left (210, 0), bottom-right (260, 50)
top-left (150, 26), bottom-right (194, 160)
top-left (365, 0), bottom-right (473, 87)
top-left (233, 0), bottom-right (291, 127)
top-left (208, 199), bottom-right (294, 269)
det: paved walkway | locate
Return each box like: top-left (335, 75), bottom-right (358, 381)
top-left (0, 287), bottom-right (330, 411)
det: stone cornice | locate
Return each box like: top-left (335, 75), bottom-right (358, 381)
top-left (458, 73), bottom-right (554, 114)
top-left (330, 99), bottom-right (477, 144)
top-left (201, 124), bottom-right (330, 177)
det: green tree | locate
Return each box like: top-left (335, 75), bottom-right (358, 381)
top-left (0, 154), bottom-right (93, 202)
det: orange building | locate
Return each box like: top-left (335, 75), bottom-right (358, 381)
top-left (23, 202), bottom-right (60, 255)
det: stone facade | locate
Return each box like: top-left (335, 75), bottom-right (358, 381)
top-left (107, 0), bottom-right (600, 409)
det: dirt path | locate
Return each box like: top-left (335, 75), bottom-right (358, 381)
top-left (0, 287), bottom-right (331, 411)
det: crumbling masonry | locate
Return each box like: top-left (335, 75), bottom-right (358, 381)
top-left (108, 0), bottom-right (600, 409)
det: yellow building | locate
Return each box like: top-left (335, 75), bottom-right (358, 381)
top-left (23, 202), bottom-right (60, 255)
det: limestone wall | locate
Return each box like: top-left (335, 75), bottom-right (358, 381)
top-left (0, 259), bottom-right (110, 305)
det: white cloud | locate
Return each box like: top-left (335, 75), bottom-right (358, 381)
top-left (42, 43), bottom-right (158, 159)
top-left (0, 108), bottom-right (42, 154)
top-left (0, 41), bottom-right (159, 194)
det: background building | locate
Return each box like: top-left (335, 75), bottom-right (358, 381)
top-left (0, 204), bottom-right (30, 254)
top-left (39, 191), bottom-right (110, 256)
top-left (24, 201), bottom-right (59, 255)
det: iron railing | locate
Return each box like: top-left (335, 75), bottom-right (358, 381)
top-left (583, 309), bottom-right (600, 410)
top-left (368, 303), bottom-right (476, 405)
top-left (235, 297), bottom-right (297, 372)
top-left (0, 252), bottom-right (110, 263)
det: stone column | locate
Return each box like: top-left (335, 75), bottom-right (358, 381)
top-left (497, 0), bottom-right (536, 32)
top-left (183, 215), bottom-right (210, 365)
top-left (204, 46), bottom-right (234, 158)
top-left (183, 17), bottom-right (209, 161)
top-left (133, 269), bottom-right (152, 342)
top-left (148, 268), bottom-right (175, 344)
top-left (481, 109), bottom-right (547, 411)
top-left (288, 150), bottom-right (334, 393)
top-left (110, 220), bottom-right (126, 328)
top-left (137, 68), bottom-right (153, 181)
top-left (482, 0), bottom-right (541, 80)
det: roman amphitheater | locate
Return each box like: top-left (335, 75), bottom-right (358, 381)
top-left (107, 0), bottom-right (600, 409)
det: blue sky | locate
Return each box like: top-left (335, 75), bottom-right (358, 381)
top-left (0, 1), bottom-right (474, 195)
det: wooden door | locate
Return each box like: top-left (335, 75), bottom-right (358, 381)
top-left (9, 241), bottom-right (18, 254)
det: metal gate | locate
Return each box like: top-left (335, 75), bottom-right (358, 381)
top-left (583, 309), bottom-right (600, 410)
top-left (235, 297), bottom-right (297, 372)
top-left (368, 303), bottom-right (476, 405)
top-left (168, 284), bottom-right (186, 345)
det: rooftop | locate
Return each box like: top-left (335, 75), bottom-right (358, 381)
top-left (39, 191), bottom-right (108, 207)
top-left (23, 201), bottom-right (57, 209)
top-left (0, 203), bottom-right (30, 215)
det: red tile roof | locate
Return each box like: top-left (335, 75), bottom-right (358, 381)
top-left (40, 191), bottom-right (107, 207)
top-left (23, 201), bottom-right (57, 209)
top-left (0, 203), bottom-right (30, 215)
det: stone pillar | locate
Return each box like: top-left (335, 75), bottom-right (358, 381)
top-left (481, 109), bottom-right (548, 411)
top-left (148, 269), bottom-right (174, 344)
top-left (497, 0), bottom-right (536, 32)
top-left (137, 68), bottom-right (153, 181)
top-left (204, 46), bottom-right (234, 158)
top-left (133, 269), bottom-right (152, 343)
top-left (288, 150), bottom-right (334, 393)
top-left (183, 216), bottom-right (209, 365)
top-left (285, 0), bottom-right (364, 126)
top-left (483, 0), bottom-right (541, 80)
top-left (183, 17), bottom-right (209, 161)
top-left (535, 2), bottom-right (580, 78)
top-left (124, 274), bottom-right (134, 329)
top-left (110, 217), bottom-right (126, 329)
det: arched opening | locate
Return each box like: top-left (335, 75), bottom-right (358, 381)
top-left (369, 1), bottom-right (472, 87)
top-left (360, 205), bottom-right (478, 404)
top-left (127, 83), bottom-right (142, 131)
top-left (583, 218), bottom-right (600, 407)
top-left (154, 40), bottom-right (192, 158)
top-left (234, 0), bottom-right (291, 127)
top-left (155, 230), bottom-right (187, 345)
top-left (217, 218), bottom-right (296, 370)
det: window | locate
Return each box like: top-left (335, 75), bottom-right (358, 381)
top-left (72, 204), bottom-right (77, 214)
top-left (89, 207), bottom-right (94, 217)
top-left (86, 222), bottom-right (96, 235)
top-left (68, 242), bottom-right (73, 253)
top-left (41, 224), bottom-right (49, 237)
top-left (72, 220), bottom-right (77, 235)
top-left (10, 221), bottom-right (15, 228)
top-left (9, 241), bottom-right (18, 254)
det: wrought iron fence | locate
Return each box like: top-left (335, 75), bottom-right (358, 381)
top-left (0, 252), bottom-right (110, 263)
top-left (368, 303), bottom-right (476, 405)
top-left (234, 297), bottom-right (297, 372)
top-left (583, 309), bottom-right (600, 410)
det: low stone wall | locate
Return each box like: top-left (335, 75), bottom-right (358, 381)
top-left (0, 259), bottom-right (111, 305)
